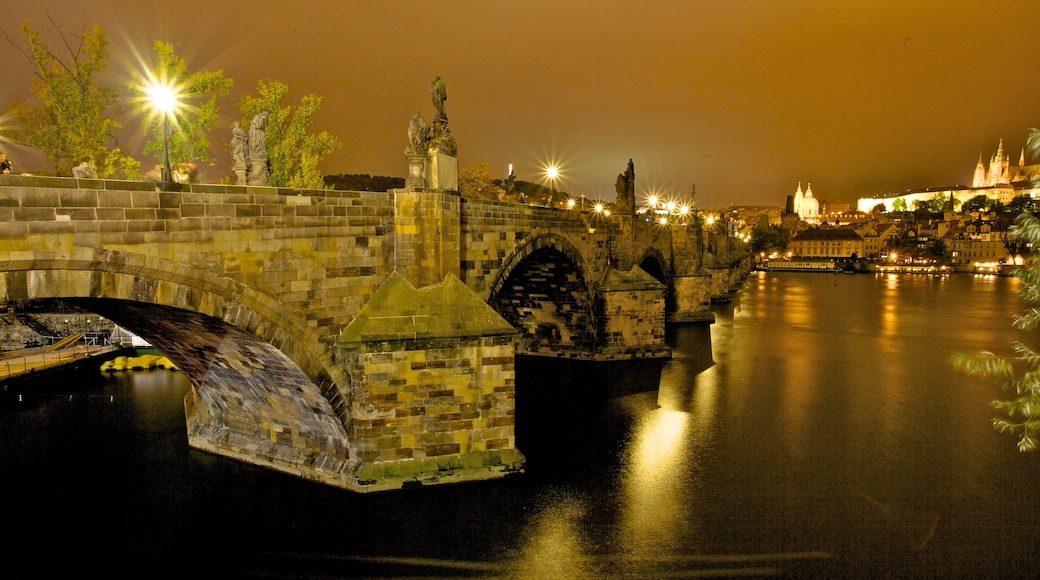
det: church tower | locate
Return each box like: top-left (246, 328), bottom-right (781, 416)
top-left (987, 139), bottom-right (1010, 185)
top-left (973, 153), bottom-right (987, 187)
top-left (801, 183), bottom-right (820, 221)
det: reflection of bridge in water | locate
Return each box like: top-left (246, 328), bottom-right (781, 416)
top-left (0, 173), bottom-right (750, 491)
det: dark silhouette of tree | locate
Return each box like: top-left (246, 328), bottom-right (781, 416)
top-left (955, 211), bottom-right (1040, 451)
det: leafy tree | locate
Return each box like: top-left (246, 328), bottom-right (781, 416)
top-left (128, 41), bottom-right (233, 178)
top-left (750, 224), bottom-right (789, 255)
top-left (962, 194), bottom-right (992, 214)
top-left (2, 18), bottom-right (139, 178)
top-left (459, 162), bottom-right (505, 200)
top-left (892, 198), bottom-right (908, 212)
top-left (324, 174), bottom-right (404, 191)
top-left (871, 203), bottom-right (887, 214)
top-left (1007, 194), bottom-right (1040, 215)
top-left (928, 239), bottom-right (952, 264)
top-left (238, 79), bottom-right (340, 189)
top-left (954, 211), bottom-right (1040, 451)
top-left (913, 193), bottom-right (946, 214)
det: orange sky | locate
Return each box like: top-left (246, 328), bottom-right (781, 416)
top-left (3, 1), bottom-right (1040, 207)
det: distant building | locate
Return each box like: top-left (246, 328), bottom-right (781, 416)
top-left (788, 182), bottom-right (820, 222)
top-left (789, 226), bottom-right (864, 258)
top-left (857, 138), bottom-right (1040, 213)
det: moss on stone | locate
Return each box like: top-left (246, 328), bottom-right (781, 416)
top-left (340, 271), bottom-right (516, 344)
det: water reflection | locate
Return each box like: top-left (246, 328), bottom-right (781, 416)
top-left (5, 274), bottom-right (1040, 577)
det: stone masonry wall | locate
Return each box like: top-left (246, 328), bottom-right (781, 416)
top-left (343, 336), bottom-right (521, 486)
top-left (598, 288), bottom-right (667, 357)
top-left (0, 175), bottom-right (396, 394)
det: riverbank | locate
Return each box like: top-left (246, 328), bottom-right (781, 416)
top-left (0, 344), bottom-right (129, 391)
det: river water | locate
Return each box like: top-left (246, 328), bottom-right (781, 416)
top-left (3, 272), bottom-right (1040, 578)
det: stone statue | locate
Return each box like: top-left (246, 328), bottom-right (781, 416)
top-left (430, 76), bottom-right (447, 122)
top-left (406, 110), bottom-right (430, 156)
top-left (72, 160), bottom-right (96, 179)
top-left (231, 121), bottom-right (247, 166)
top-left (247, 111), bottom-right (271, 186)
top-left (615, 159), bottom-right (636, 215)
top-left (249, 111), bottom-right (269, 158)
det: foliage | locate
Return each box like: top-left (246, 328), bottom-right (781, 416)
top-left (128, 41), bottom-right (233, 176)
top-left (892, 198), bottom-right (908, 212)
top-left (324, 174), bottom-right (405, 191)
top-left (870, 203), bottom-right (887, 214)
top-left (2, 19), bottom-right (138, 178)
top-left (913, 192), bottom-right (949, 214)
top-left (238, 79), bottom-right (340, 189)
top-left (928, 239), bottom-right (952, 264)
top-left (1007, 194), bottom-right (1040, 215)
top-left (750, 224), bottom-right (789, 255)
top-left (459, 162), bottom-right (506, 200)
top-left (954, 211), bottom-right (1040, 451)
top-left (962, 194), bottom-right (993, 214)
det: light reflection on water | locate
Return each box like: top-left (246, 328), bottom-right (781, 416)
top-left (4, 272), bottom-right (1040, 577)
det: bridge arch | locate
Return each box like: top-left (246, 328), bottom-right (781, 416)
top-left (487, 232), bottom-right (597, 355)
top-left (0, 247), bottom-right (353, 470)
top-left (0, 247), bottom-right (343, 390)
top-left (636, 246), bottom-right (674, 313)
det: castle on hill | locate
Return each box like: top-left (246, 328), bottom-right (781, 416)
top-left (856, 137), bottom-right (1040, 213)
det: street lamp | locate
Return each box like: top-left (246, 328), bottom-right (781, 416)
top-left (144, 79), bottom-right (181, 185)
top-left (546, 165), bottom-right (559, 207)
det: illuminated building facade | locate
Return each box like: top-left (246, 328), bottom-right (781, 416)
top-left (789, 227), bottom-right (864, 258)
top-left (857, 138), bottom-right (1040, 213)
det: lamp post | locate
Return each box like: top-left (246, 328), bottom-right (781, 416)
top-left (546, 165), bottom-right (558, 208)
top-left (144, 79), bottom-right (180, 186)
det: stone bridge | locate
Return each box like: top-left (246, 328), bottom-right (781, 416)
top-left (0, 174), bottom-right (749, 491)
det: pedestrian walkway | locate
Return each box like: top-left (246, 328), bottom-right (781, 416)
top-left (0, 344), bottom-right (118, 381)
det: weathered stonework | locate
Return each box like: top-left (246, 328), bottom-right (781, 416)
top-left (339, 272), bottom-right (523, 490)
top-left (596, 266), bottom-right (670, 360)
top-left (0, 174), bottom-right (720, 492)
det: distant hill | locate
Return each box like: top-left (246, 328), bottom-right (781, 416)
top-left (324, 174), bottom-right (405, 191)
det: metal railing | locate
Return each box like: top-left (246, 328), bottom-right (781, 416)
top-left (0, 343), bottom-right (114, 381)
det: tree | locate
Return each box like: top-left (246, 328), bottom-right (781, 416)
top-left (913, 193), bottom-right (946, 214)
top-left (871, 203), bottom-right (887, 214)
top-left (2, 18), bottom-right (139, 178)
top-left (961, 194), bottom-right (992, 214)
top-left (750, 224), bottom-right (789, 256)
top-left (459, 162), bottom-right (506, 200)
top-left (954, 211), bottom-right (1040, 451)
top-left (893, 198), bottom-right (908, 212)
top-left (238, 79), bottom-right (340, 189)
top-left (1007, 194), bottom-right (1040, 215)
top-left (128, 41), bottom-right (233, 179)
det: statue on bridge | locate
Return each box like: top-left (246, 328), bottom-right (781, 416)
top-left (231, 121), bottom-right (247, 184)
top-left (247, 111), bottom-right (270, 186)
top-left (430, 75), bottom-right (447, 122)
top-left (405, 77), bottom-right (457, 190)
top-left (615, 159), bottom-right (636, 215)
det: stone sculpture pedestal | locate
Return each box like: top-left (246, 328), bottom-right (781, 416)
top-left (247, 156), bottom-right (269, 186)
top-left (406, 153), bottom-right (425, 190)
top-left (234, 162), bottom-right (247, 185)
top-left (425, 151), bottom-right (458, 191)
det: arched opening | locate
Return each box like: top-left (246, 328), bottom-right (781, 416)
top-left (488, 247), bottom-right (596, 356)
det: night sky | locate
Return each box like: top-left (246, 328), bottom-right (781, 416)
top-left (3, 1), bottom-right (1040, 207)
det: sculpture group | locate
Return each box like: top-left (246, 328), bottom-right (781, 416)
top-left (232, 112), bottom-right (270, 186)
top-left (405, 76), bottom-right (458, 190)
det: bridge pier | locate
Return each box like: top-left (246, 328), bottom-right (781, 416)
top-left (338, 272), bottom-right (524, 490)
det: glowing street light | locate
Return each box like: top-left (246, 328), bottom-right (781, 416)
top-left (545, 165), bottom-right (559, 207)
top-left (144, 79), bottom-right (181, 185)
